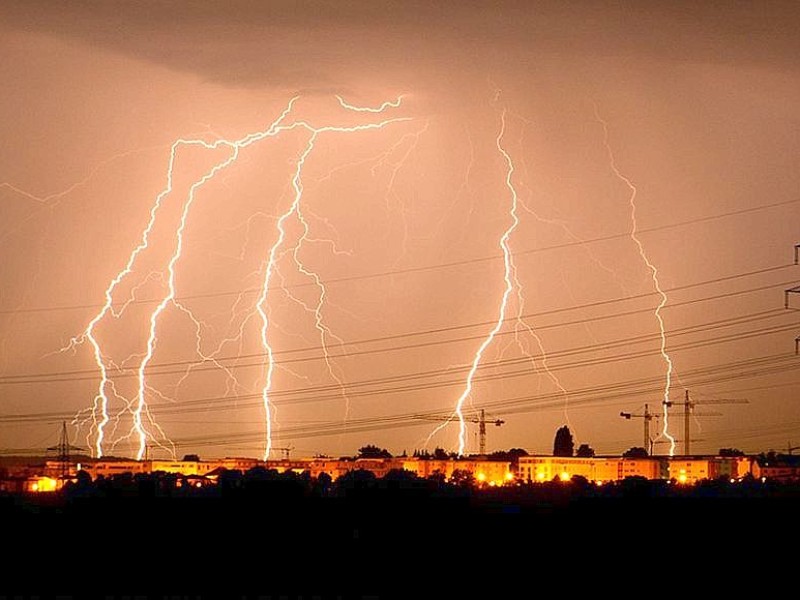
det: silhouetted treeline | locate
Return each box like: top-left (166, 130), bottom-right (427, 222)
top-left (3, 468), bottom-right (799, 598)
top-left (19, 466), bottom-right (799, 502)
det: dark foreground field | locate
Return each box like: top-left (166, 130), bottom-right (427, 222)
top-left (3, 473), bottom-right (798, 598)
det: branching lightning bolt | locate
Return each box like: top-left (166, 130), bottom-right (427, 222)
top-left (594, 105), bottom-right (676, 456)
top-left (63, 92), bottom-right (410, 460)
top-left (254, 108), bottom-right (412, 459)
top-left (255, 134), bottom-right (318, 461)
top-left (134, 143), bottom-right (242, 459)
top-left (291, 208), bottom-right (352, 416)
top-left (508, 271), bottom-right (574, 431)
top-left (74, 97), bottom-right (296, 457)
top-left (336, 94), bottom-right (405, 113)
top-left (431, 106), bottom-right (520, 456)
top-left (488, 111), bottom-right (574, 431)
top-left (64, 138), bottom-right (221, 457)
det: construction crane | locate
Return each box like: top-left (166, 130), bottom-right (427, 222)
top-left (621, 402), bottom-right (724, 455)
top-left (663, 390), bottom-right (748, 455)
top-left (620, 403), bottom-right (658, 455)
top-left (412, 409), bottom-right (504, 455)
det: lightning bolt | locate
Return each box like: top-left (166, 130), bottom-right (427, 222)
top-left (65, 94), bottom-right (410, 460)
top-left (478, 108), bottom-right (575, 432)
top-left (255, 134), bottom-right (318, 461)
top-left (64, 138), bottom-right (230, 457)
top-left (594, 105), bottom-right (676, 456)
top-left (431, 104), bottom-right (520, 456)
top-left (254, 104), bottom-right (412, 459)
top-left (508, 270), bottom-right (573, 431)
top-left (134, 142), bottom-right (244, 459)
top-left (291, 208), bottom-right (352, 417)
top-left (66, 98), bottom-right (276, 456)
top-left (336, 94), bottom-right (405, 113)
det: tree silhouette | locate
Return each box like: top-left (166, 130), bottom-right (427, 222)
top-left (719, 448), bottom-right (745, 457)
top-left (622, 446), bottom-right (648, 459)
top-left (553, 426), bottom-right (574, 457)
top-left (450, 469), bottom-right (474, 487)
top-left (426, 471), bottom-right (446, 487)
top-left (570, 474), bottom-right (590, 488)
top-left (358, 445), bottom-right (392, 459)
top-left (576, 443), bottom-right (595, 458)
top-left (432, 447), bottom-right (450, 460)
top-left (313, 472), bottom-right (333, 497)
top-left (335, 468), bottom-right (377, 497)
top-left (488, 448), bottom-right (530, 464)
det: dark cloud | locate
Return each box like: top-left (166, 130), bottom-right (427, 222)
top-left (4, 1), bottom-right (800, 88)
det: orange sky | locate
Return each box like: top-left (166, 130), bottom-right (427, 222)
top-left (1, 2), bottom-right (799, 459)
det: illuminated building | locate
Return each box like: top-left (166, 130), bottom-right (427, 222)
top-left (516, 455), bottom-right (754, 484)
top-left (304, 457), bottom-right (407, 480)
top-left (517, 456), bottom-right (663, 482)
top-left (617, 458), bottom-right (664, 481)
top-left (149, 459), bottom-right (218, 476)
top-left (400, 458), bottom-right (513, 485)
top-left (752, 455), bottom-right (800, 482)
top-left (82, 460), bottom-right (148, 478)
top-left (263, 459), bottom-right (315, 475)
top-left (667, 456), bottom-right (755, 484)
top-left (269, 456), bottom-right (516, 484)
top-left (306, 458), bottom-right (354, 480)
top-left (668, 458), bottom-right (710, 484)
top-left (26, 476), bottom-right (60, 493)
top-left (43, 460), bottom-right (79, 478)
top-left (82, 457), bottom-right (261, 479)
top-left (0, 453), bottom-right (765, 488)
top-left (517, 456), bottom-right (597, 482)
top-left (211, 457), bottom-right (262, 472)
top-left (727, 456), bottom-right (754, 480)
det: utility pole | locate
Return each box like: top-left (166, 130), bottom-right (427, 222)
top-left (274, 446), bottom-right (293, 460)
top-left (784, 285), bottom-right (800, 310)
top-left (620, 404), bottom-right (657, 454)
top-left (787, 244), bottom-right (799, 352)
top-left (46, 421), bottom-right (85, 481)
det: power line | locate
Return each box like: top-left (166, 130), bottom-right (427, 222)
top-left (0, 307), bottom-right (796, 424)
top-left (0, 304), bottom-right (794, 395)
top-left (17, 350), bottom-right (794, 454)
top-left (149, 354), bottom-right (800, 450)
top-left (2, 196), bottom-right (798, 316)
top-left (1, 269), bottom-right (793, 385)
top-left (145, 380), bottom-right (800, 428)
top-left (2, 344), bottom-right (797, 431)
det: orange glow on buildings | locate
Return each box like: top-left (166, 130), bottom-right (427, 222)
top-left (516, 455), bottom-right (750, 484)
top-left (1, 453), bottom-right (774, 491)
top-left (27, 476), bottom-right (59, 493)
